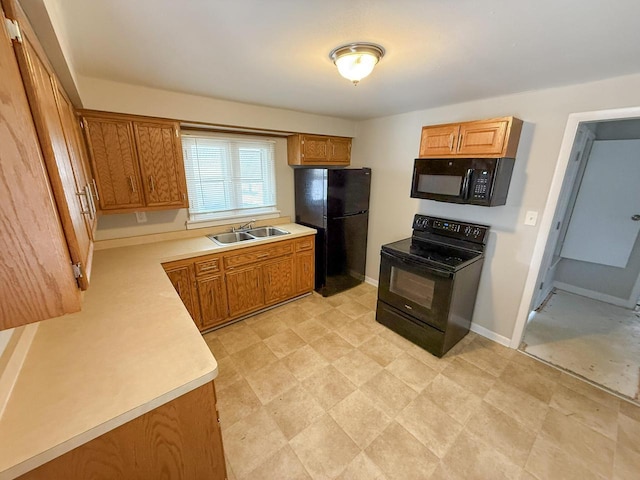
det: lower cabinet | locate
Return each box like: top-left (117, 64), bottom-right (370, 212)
top-left (226, 265), bottom-right (264, 317)
top-left (163, 234), bottom-right (315, 332)
top-left (295, 251), bottom-right (315, 295)
top-left (17, 381), bottom-right (226, 480)
top-left (263, 256), bottom-right (295, 305)
top-left (197, 273), bottom-right (228, 330)
top-left (164, 262), bottom-right (201, 325)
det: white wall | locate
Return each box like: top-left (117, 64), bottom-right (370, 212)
top-left (353, 73), bottom-right (640, 340)
top-left (77, 76), bottom-right (357, 240)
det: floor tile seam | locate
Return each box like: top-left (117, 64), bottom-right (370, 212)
top-left (455, 426), bottom-right (529, 471)
top-left (545, 404), bottom-right (619, 448)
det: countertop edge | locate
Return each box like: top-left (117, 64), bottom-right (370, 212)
top-left (1, 367), bottom-right (217, 480)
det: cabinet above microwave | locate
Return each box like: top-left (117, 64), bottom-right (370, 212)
top-left (419, 117), bottom-right (523, 159)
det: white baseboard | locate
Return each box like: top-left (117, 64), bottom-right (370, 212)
top-left (365, 276), bottom-right (379, 288)
top-left (469, 322), bottom-right (511, 347)
top-left (553, 281), bottom-right (635, 308)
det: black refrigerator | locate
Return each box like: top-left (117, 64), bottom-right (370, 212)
top-left (294, 168), bottom-right (371, 297)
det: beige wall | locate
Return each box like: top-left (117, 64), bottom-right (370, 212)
top-left (77, 76), bottom-right (356, 240)
top-left (352, 72), bottom-right (640, 341)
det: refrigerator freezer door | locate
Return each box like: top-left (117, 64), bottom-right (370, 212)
top-left (322, 212), bottom-right (369, 296)
top-left (294, 168), bottom-right (327, 227)
top-left (327, 168), bottom-right (371, 217)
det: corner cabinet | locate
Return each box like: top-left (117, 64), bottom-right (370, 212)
top-left (419, 117), bottom-right (523, 158)
top-left (287, 134), bottom-right (352, 166)
top-left (81, 111), bottom-right (189, 213)
top-left (162, 234), bottom-right (315, 332)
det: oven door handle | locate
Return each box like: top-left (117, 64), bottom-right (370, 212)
top-left (382, 251), bottom-right (453, 278)
top-left (461, 168), bottom-right (473, 200)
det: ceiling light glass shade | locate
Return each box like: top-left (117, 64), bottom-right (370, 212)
top-left (329, 43), bottom-right (385, 85)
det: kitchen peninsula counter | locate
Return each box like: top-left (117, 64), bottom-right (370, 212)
top-left (0, 222), bottom-right (316, 479)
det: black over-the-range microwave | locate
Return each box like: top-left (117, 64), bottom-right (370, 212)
top-left (410, 157), bottom-right (515, 206)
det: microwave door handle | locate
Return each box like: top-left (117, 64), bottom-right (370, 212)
top-left (461, 168), bottom-right (473, 199)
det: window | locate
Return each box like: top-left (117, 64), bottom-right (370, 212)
top-left (182, 133), bottom-right (277, 223)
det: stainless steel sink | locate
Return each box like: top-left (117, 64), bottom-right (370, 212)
top-left (245, 227), bottom-right (289, 237)
top-left (207, 226), bottom-right (290, 245)
top-left (207, 232), bottom-right (255, 245)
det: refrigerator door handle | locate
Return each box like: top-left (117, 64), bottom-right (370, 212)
top-left (331, 211), bottom-right (368, 220)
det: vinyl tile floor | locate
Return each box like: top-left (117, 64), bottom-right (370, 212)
top-left (522, 289), bottom-right (640, 402)
top-left (204, 284), bottom-right (640, 480)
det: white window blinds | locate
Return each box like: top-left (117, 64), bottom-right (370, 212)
top-left (182, 133), bottom-right (277, 222)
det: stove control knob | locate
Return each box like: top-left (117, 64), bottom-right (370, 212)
top-left (464, 226), bottom-right (472, 236)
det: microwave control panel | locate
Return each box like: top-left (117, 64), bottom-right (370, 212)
top-left (471, 170), bottom-right (491, 200)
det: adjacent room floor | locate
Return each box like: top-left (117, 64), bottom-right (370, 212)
top-left (205, 284), bottom-right (640, 480)
top-left (522, 289), bottom-right (640, 403)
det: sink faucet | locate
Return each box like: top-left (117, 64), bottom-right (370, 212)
top-left (232, 219), bottom-right (256, 232)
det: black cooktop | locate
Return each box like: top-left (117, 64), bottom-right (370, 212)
top-left (381, 237), bottom-right (482, 271)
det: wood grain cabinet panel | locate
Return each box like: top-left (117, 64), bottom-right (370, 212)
top-left (197, 274), bottom-right (228, 330)
top-left (0, 3), bottom-right (81, 328)
top-left (418, 124), bottom-right (460, 157)
top-left (134, 121), bottom-right (188, 208)
top-left (17, 381), bottom-right (227, 480)
top-left (263, 256), bottom-right (294, 305)
top-left (225, 265), bottom-right (264, 317)
top-left (288, 134), bottom-right (352, 166)
top-left (81, 111), bottom-right (188, 214)
top-left (84, 116), bottom-right (145, 211)
top-left (418, 117), bottom-right (523, 159)
top-left (164, 263), bottom-right (201, 325)
top-left (295, 251), bottom-right (315, 295)
top-left (7, 0), bottom-right (94, 291)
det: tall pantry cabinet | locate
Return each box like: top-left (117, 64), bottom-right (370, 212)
top-left (0, 0), bottom-right (93, 329)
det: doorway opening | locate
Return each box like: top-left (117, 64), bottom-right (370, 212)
top-left (518, 113), bottom-right (640, 404)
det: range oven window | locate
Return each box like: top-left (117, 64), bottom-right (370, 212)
top-left (417, 174), bottom-right (461, 196)
top-left (389, 266), bottom-right (435, 310)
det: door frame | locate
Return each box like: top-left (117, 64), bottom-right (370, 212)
top-left (510, 105), bottom-right (640, 348)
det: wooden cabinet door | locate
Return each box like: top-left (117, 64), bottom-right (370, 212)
top-left (329, 137), bottom-right (351, 164)
top-left (11, 9), bottom-right (93, 290)
top-left (54, 83), bottom-right (98, 238)
top-left (165, 264), bottom-right (201, 326)
top-left (457, 120), bottom-right (508, 156)
top-left (197, 274), bottom-right (228, 330)
top-left (226, 265), bottom-right (264, 317)
top-left (419, 124), bottom-right (460, 157)
top-left (301, 135), bottom-right (331, 163)
top-left (0, 6), bottom-right (81, 329)
top-left (134, 121), bottom-right (188, 208)
top-left (295, 251), bottom-right (315, 294)
top-left (263, 256), bottom-right (294, 305)
top-left (84, 116), bottom-right (145, 211)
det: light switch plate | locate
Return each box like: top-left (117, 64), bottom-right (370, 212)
top-left (135, 211), bottom-right (147, 223)
top-left (524, 210), bottom-right (538, 226)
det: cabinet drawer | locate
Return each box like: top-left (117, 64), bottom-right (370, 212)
top-left (195, 257), bottom-right (222, 276)
top-left (224, 241), bottom-right (293, 269)
top-left (295, 236), bottom-right (314, 252)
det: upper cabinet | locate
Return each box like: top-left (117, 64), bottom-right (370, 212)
top-left (419, 117), bottom-right (523, 159)
top-left (1, 0), bottom-right (83, 329)
top-left (288, 134), bottom-right (352, 166)
top-left (81, 111), bottom-right (189, 213)
top-left (5, 0), bottom-right (95, 291)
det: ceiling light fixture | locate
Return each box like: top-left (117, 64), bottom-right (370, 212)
top-left (329, 42), bottom-right (385, 86)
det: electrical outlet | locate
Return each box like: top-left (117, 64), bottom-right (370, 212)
top-left (524, 211), bottom-right (538, 226)
top-left (135, 211), bottom-right (147, 223)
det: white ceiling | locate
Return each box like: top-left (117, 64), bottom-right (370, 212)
top-left (54, 0), bottom-right (640, 120)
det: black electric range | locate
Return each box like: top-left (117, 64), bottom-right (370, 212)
top-left (376, 214), bottom-right (489, 357)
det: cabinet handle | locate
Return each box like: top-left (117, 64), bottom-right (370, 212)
top-left (92, 179), bottom-right (100, 201)
top-left (257, 253), bottom-right (269, 259)
top-left (76, 189), bottom-right (91, 216)
top-left (148, 175), bottom-right (155, 192)
top-left (449, 134), bottom-right (454, 151)
top-left (128, 176), bottom-right (137, 193)
top-left (176, 281), bottom-right (182, 296)
top-left (457, 134), bottom-right (463, 151)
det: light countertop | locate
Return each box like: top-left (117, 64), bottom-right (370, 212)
top-left (0, 223), bottom-right (316, 479)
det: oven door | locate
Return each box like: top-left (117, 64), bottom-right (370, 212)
top-left (378, 250), bottom-right (453, 331)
